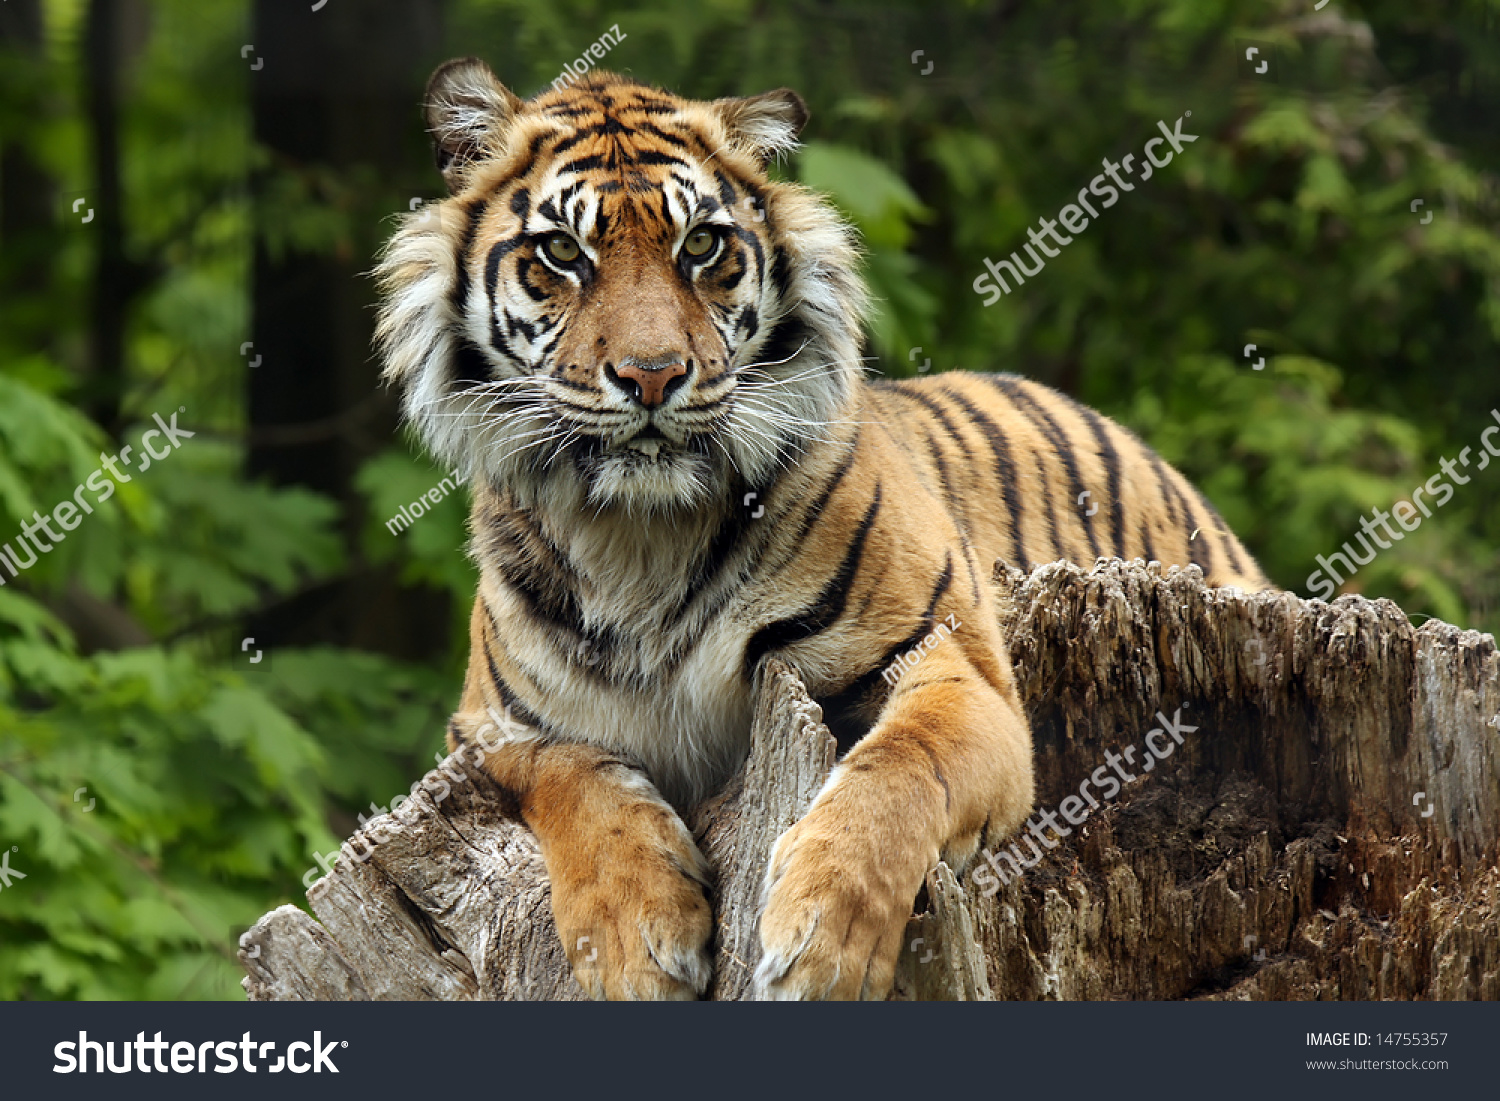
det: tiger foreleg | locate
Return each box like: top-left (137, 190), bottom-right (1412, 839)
top-left (449, 710), bottom-right (714, 1000)
top-left (751, 645), bottom-right (1034, 1000)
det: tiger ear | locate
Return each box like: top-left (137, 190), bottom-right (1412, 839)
top-left (425, 57), bottom-right (524, 192)
top-left (712, 88), bottom-right (808, 167)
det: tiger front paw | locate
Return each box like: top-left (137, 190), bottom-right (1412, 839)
top-left (548, 801), bottom-right (715, 1000)
top-left (751, 799), bottom-right (935, 1000)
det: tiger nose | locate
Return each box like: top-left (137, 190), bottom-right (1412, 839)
top-left (605, 360), bottom-right (690, 408)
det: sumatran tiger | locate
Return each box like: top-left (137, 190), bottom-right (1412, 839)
top-left (374, 58), bottom-right (1270, 1001)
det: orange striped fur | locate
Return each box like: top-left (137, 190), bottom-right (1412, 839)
top-left (375, 59), bottom-right (1270, 1001)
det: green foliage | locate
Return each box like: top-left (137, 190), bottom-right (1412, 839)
top-left (0, 361), bottom-right (457, 999)
top-left (0, 0), bottom-right (458, 1000)
top-left (1, 0), bottom-right (1497, 1000)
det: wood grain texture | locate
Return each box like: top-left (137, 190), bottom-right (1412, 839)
top-left (241, 560), bottom-right (1500, 1001)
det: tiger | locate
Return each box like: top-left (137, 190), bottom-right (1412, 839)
top-left (374, 57), bottom-right (1271, 1001)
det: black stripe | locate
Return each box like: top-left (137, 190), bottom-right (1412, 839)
top-left (718, 258), bottom-right (748, 294)
top-left (1145, 449), bottom-right (1182, 529)
top-left (991, 376), bottom-right (1102, 560)
top-left (743, 485), bottom-right (883, 675)
top-left (1138, 512), bottom-right (1159, 566)
top-left (1192, 487), bottom-right (1248, 578)
top-left (484, 511), bottom-right (587, 635)
top-left (654, 479), bottom-right (793, 678)
top-left (739, 430), bottom-right (863, 601)
top-left (933, 385), bottom-right (1028, 571)
top-left (484, 235), bottom-right (528, 360)
top-left (786, 432), bottom-right (860, 550)
top-left (751, 316), bottom-right (809, 374)
top-left (448, 198), bottom-right (486, 317)
top-left (1177, 482), bottom-right (1214, 574)
top-left (920, 425), bottom-right (962, 514)
top-left (663, 429), bottom-right (864, 672)
top-left (516, 256), bottom-right (550, 304)
top-left (559, 153), bottom-right (612, 175)
top-left (1148, 452), bottom-right (1209, 572)
top-left (481, 607), bottom-right (547, 730)
top-left (497, 556), bottom-right (585, 639)
top-left (1031, 453), bottom-right (1063, 562)
top-left (876, 384), bottom-right (966, 516)
top-left (549, 129), bottom-right (596, 157)
top-left (506, 311), bottom-right (537, 345)
top-left (731, 226), bottom-right (765, 278)
top-left (629, 121), bottom-right (689, 148)
top-left (816, 552), bottom-right (954, 753)
top-left (1075, 405), bottom-right (1126, 556)
top-left (627, 149), bottom-right (687, 168)
top-left (1176, 479), bottom-right (1252, 579)
top-left (491, 560), bottom-right (623, 687)
top-left (451, 339), bottom-right (492, 389)
top-left (525, 130), bottom-right (558, 159)
top-left (959, 532), bottom-right (982, 604)
top-left (668, 491), bottom-right (763, 628)
top-left (714, 170), bottom-right (737, 209)
top-left (447, 718), bottom-right (469, 749)
top-left (769, 245), bottom-right (793, 299)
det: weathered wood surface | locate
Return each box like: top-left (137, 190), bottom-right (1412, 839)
top-left (240, 560), bottom-right (1500, 1000)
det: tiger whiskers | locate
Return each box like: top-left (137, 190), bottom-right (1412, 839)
top-left (413, 375), bottom-right (558, 417)
top-left (734, 354), bottom-right (877, 389)
top-left (482, 419), bottom-right (574, 470)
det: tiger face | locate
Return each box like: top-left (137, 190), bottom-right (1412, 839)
top-left (377, 58), bottom-right (867, 514)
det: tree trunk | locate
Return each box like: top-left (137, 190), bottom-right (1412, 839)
top-left (247, 0), bottom-right (450, 656)
top-left (79, 0), bottom-right (143, 440)
top-left (0, 0), bottom-right (50, 276)
top-left (240, 560), bottom-right (1500, 1000)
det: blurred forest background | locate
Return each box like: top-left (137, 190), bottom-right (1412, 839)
top-left (1, 0), bottom-right (1497, 1000)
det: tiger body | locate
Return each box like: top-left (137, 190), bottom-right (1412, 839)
top-left (376, 59), bottom-right (1268, 1001)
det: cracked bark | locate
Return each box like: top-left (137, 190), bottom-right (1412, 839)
top-left (240, 560), bottom-right (1500, 1001)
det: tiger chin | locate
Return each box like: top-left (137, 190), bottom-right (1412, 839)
top-left (374, 57), bottom-right (1272, 1001)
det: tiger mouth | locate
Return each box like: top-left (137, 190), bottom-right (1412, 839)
top-left (617, 424), bottom-right (685, 459)
top-left (572, 429), bottom-right (710, 464)
top-left (626, 424), bottom-right (668, 453)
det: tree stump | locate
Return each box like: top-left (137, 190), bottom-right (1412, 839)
top-left (239, 560), bottom-right (1500, 1000)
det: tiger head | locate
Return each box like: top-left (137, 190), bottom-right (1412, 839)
top-left (376, 58), bottom-right (869, 515)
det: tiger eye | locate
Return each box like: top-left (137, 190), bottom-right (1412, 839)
top-left (683, 228), bottom-right (717, 258)
top-left (545, 234), bottom-right (581, 263)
